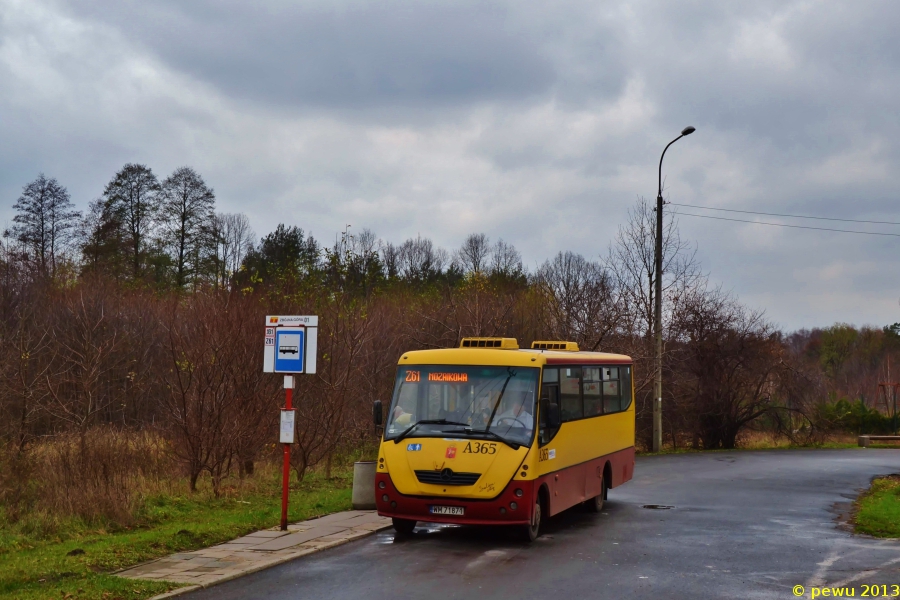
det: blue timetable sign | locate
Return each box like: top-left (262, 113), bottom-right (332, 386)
top-left (274, 327), bottom-right (305, 373)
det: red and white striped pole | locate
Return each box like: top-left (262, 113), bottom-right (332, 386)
top-left (280, 376), bottom-right (294, 531)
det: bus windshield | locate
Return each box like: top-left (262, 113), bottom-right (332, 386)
top-left (385, 365), bottom-right (539, 447)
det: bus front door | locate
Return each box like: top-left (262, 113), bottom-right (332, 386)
top-left (539, 383), bottom-right (559, 446)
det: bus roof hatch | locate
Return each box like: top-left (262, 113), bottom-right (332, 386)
top-left (531, 341), bottom-right (580, 351)
top-left (460, 337), bottom-right (519, 349)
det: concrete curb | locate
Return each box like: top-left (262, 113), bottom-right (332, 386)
top-left (147, 522), bottom-right (392, 600)
top-left (148, 586), bottom-right (202, 600)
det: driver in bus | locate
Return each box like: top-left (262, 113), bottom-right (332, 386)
top-left (492, 391), bottom-right (533, 433)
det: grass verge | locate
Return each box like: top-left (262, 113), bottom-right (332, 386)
top-left (0, 468), bottom-right (353, 600)
top-left (854, 475), bottom-right (900, 538)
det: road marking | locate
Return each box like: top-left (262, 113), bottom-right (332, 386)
top-left (828, 555), bottom-right (900, 589)
top-left (807, 544), bottom-right (900, 589)
top-left (806, 550), bottom-right (842, 587)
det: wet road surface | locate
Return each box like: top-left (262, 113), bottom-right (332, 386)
top-left (187, 449), bottom-right (900, 599)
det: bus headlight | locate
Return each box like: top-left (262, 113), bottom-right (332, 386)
top-left (514, 488), bottom-right (523, 497)
top-left (382, 494), bottom-right (389, 502)
top-left (509, 502), bottom-right (518, 510)
top-left (379, 481), bottom-right (386, 489)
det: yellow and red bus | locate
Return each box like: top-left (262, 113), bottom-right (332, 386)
top-left (373, 337), bottom-right (635, 540)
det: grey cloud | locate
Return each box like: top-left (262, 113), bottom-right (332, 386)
top-left (2, 0), bottom-right (900, 329)
top-left (65, 0), bottom-right (558, 109)
top-left (640, 2), bottom-right (900, 152)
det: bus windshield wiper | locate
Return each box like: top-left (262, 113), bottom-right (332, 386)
top-left (483, 368), bottom-right (516, 436)
top-left (443, 427), bottom-right (521, 450)
top-left (393, 419), bottom-right (468, 444)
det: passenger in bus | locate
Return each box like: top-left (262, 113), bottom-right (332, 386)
top-left (391, 405), bottom-right (413, 427)
top-left (458, 391), bottom-right (494, 427)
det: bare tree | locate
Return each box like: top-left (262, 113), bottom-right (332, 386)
top-left (325, 226), bottom-right (386, 296)
top-left (397, 236), bottom-right (448, 284)
top-left (159, 167), bottom-right (216, 288)
top-left (381, 242), bottom-right (400, 280)
top-left (669, 284), bottom-right (781, 449)
top-left (293, 293), bottom-right (373, 480)
top-left (158, 292), bottom-right (275, 494)
top-left (454, 233), bottom-right (491, 275)
top-left (534, 251), bottom-right (621, 350)
top-left (212, 212), bottom-right (255, 288)
top-left (11, 174), bottom-right (81, 280)
top-left (103, 164), bottom-right (161, 279)
top-left (607, 197), bottom-right (702, 340)
top-left (0, 298), bottom-right (53, 450)
top-left (349, 228), bottom-right (378, 258)
top-left (489, 239), bottom-right (524, 280)
top-left (44, 287), bottom-right (129, 445)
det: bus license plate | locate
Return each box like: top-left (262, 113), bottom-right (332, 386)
top-left (430, 505), bottom-right (464, 516)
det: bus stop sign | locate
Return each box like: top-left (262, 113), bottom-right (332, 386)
top-left (263, 315), bottom-right (317, 374)
top-left (274, 328), bottom-right (304, 373)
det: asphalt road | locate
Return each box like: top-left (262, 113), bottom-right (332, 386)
top-left (188, 449), bottom-right (900, 599)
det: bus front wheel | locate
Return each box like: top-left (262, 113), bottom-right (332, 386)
top-left (524, 498), bottom-right (542, 542)
top-left (392, 518), bottom-right (417, 535)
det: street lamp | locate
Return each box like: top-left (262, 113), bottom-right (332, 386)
top-left (653, 125), bottom-right (695, 453)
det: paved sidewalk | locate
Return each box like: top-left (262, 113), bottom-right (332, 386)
top-left (117, 510), bottom-right (392, 598)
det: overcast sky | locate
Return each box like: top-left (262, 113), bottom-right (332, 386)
top-left (1, 0), bottom-right (898, 331)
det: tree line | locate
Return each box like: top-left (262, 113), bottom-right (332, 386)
top-left (1, 167), bottom-right (898, 522)
top-left (5, 166), bottom-right (253, 289)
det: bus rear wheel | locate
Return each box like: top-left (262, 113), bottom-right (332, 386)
top-left (523, 498), bottom-right (542, 542)
top-left (392, 518), bottom-right (417, 535)
top-left (587, 475), bottom-right (607, 513)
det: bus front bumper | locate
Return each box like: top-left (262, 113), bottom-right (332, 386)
top-left (375, 473), bottom-right (534, 526)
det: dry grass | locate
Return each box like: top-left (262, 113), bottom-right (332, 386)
top-left (736, 430), bottom-right (861, 449)
top-left (636, 430), bottom-right (862, 454)
top-left (0, 461), bottom-right (355, 600)
top-left (0, 427), bottom-right (374, 539)
top-left (1, 428), bottom-right (178, 532)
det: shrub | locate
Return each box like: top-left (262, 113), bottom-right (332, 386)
top-left (816, 399), bottom-right (897, 435)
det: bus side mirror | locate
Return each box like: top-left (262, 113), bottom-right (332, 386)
top-left (373, 400), bottom-right (383, 426)
top-left (547, 402), bottom-right (561, 428)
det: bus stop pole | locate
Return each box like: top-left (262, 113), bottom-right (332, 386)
top-left (281, 381), bottom-right (293, 531)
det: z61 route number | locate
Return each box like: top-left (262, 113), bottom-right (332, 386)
top-left (463, 442), bottom-right (497, 454)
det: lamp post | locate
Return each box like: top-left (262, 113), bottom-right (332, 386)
top-left (653, 125), bottom-right (695, 453)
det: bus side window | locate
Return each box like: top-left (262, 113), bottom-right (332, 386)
top-left (560, 367), bottom-right (583, 421)
top-left (621, 366), bottom-right (633, 411)
top-left (542, 368), bottom-right (558, 384)
top-left (583, 367), bottom-right (602, 417)
top-left (602, 366), bottom-right (621, 413)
